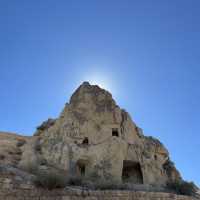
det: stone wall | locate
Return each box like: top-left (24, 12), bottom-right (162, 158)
top-left (0, 175), bottom-right (197, 200)
top-left (0, 173), bottom-right (197, 200)
top-left (0, 188), bottom-right (196, 200)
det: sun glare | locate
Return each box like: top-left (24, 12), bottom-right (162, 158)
top-left (82, 74), bottom-right (114, 93)
top-left (90, 80), bottom-right (110, 91)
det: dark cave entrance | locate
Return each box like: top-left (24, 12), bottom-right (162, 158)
top-left (122, 160), bottom-right (143, 184)
top-left (76, 159), bottom-right (88, 176)
top-left (112, 128), bottom-right (119, 137)
top-left (79, 164), bottom-right (85, 176)
top-left (82, 137), bottom-right (89, 145)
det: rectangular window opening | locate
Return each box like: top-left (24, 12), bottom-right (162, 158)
top-left (112, 128), bottom-right (119, 137)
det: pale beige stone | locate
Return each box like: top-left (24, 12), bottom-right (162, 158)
top-left (18, 82), bottom-right (181, 185)
top-left (0, 82), bottom-right (184, 193)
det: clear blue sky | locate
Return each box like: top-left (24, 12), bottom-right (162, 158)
top-left (0, 0), bottom-right (199, 186)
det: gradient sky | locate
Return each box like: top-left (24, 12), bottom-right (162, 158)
top-left (0, 0), bottom-right (200, 186)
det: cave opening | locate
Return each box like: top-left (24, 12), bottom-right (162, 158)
top-left (112, 128), bottom-right (119, 137)
top-left (122, 160), bottom-right (143, 184)
top-left (76, 159), bottom-right (88, 177)
top-left (82, 137), bottom-right (89, 145)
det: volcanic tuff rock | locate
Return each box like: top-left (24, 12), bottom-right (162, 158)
top-left (0, 132), bottom-right (29, 166)
top-left (1, 82), bottom-right (181, 186)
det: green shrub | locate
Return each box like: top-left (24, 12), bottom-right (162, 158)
top-left (33, 170), bottom-right (67, 190)
top-left (67, 175), bottom-right (83, 186)
top-left (166, 180), bottom-right (197, 196)
top-left (66, 175), bottom-right (127, 190)
top-left (21, 162), bottom-right (39, 174)
top-left (0, 154), bottom-right (5, 160)
top-left (93, 180), bottom-right (128, 190)
top-left (16, 139), bottom-right (26, 147)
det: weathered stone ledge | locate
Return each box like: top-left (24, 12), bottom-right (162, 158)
top-left (0, 188), bottom-right (197, 200)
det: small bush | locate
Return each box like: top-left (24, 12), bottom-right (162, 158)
top-left (66, 175), bottom-right (127, 190)
top-left (21, 162), bottom-right (39, 174)
top-left (33, 170), bottom-right (67, 190)
top-left (67, 175), bottom-right (83, 186)
top-left (16, 140), bottom-right (26, 147)
top-left (166, 180), bottom-right (197, 196)
top-left (0, 154), bottom-right (5, 160)
top-left (93, 181), bottom-right (128, 190)
top-left (36, 118), bottom-right (55, 131)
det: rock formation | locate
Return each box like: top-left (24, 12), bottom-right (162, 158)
top-left (11, 81), bottom-right (180, 186)
top-left (0, 132), bottom-right (29, 166)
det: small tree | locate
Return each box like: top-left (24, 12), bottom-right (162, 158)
top-left (33, 170), bottom-right (67, 190)
top-left (166, 180), bottom-right (198, 196)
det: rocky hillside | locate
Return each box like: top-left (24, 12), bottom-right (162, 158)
top-left (0, 82), bottom-right (198, 199)
top-left (0, 132), bottom-right (29, 166)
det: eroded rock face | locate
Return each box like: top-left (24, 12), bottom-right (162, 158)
top-left (17, 82), bottom-right (181, 185)
top-left (0, 132), bottom-right (29, 166)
